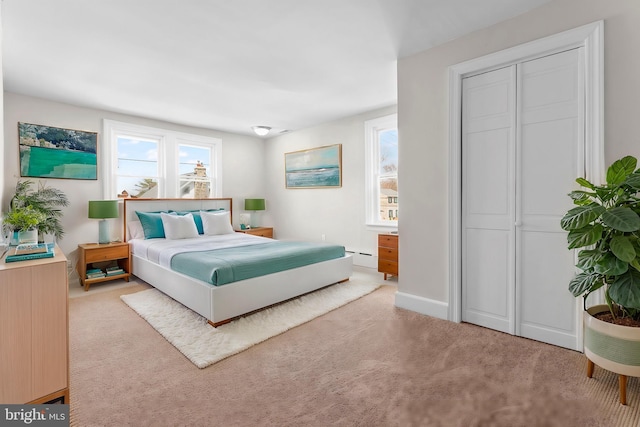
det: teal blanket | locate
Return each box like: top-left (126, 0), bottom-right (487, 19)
top-left (170, 241), bottom-right (345, 286)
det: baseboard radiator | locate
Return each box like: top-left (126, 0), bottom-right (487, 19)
top-left (345, 250), bottom-right (377, 269)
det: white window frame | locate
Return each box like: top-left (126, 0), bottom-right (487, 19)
top-left (102, 120), bottom-right (222, 199)
top-left (364, 113), bottom-right (398, 228)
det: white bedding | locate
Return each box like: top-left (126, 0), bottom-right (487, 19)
top-left (130, 233), bottom-right (270, 268)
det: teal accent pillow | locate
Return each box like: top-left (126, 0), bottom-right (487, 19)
top-left (135, 211), bottom-right (172, 239)
top-left (172, 209), bottom-right (223, 235)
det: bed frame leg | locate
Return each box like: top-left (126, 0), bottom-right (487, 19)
top-left (208, 318), bottom-right (232, 328)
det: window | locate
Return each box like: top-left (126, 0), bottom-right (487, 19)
top-left (365, 113), bottom-right (398, 227)
top-left (103, 120), bottom-right (222, 199)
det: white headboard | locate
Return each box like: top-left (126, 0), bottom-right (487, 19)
top-left (123, 198), bottom-right (233, 241)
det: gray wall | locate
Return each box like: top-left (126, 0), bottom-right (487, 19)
top-left (3, 92), bottom-right (265, 265)
top-left (264, 105), bottom-right (397, 261)
top-left (397, 0), bottom-right (640, 311)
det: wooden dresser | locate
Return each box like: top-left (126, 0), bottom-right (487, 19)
top-left (0, 245), bottom-right (69, 404)
top-left (378, 233), bottom-right (398, 280)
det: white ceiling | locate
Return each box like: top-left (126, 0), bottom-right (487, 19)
top-left (2, 0), bottom-right (550, 137)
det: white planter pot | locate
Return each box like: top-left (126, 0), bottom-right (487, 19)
top-left (17, 228), bottom-right (38, 245)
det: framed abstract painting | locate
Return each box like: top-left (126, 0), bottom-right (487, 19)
top-left (285, 144), bottom-right (342, 189)
top-left (18, 122), bottom-right (98, 180)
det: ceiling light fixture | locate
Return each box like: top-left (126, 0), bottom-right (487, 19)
top-left (252, 126), bottom-right (271, 136)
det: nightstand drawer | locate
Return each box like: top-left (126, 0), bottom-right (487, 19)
top-left (378, 247), bottom-right (398, 262)
top-left (378, 234), bottom-right (398, 249)
top-left (85, 245), bottom-right (129, 263)
top-left (378, 260), bottom-right (398, 275)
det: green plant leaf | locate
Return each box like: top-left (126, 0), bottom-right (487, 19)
top-left (607, 156), bottom-right (637, 186)
top-left (568, 191), bottom-right (596, 205)
top-left (567, 224), bottom-right (603, 249)
top-left (569, 272), bottom-right (603, 297)
top-left (576, 177), bottom-right (595, 189)
top-left (560, 203), bottom-right (604, 231)
top-left (595, 186), bottom-right (616, 203)
top-left (610, 236), bottom-right (637, 262)
top-left (630, 258), bottom-right (640, 272)
top-left (576, 249), bottom-right (602, 270)
top-left (609, 268), bottom-right (640, 310)
top-left (601, 207), bottom-right (640, 232)
top-left (594, 252), bottom-right (629, 275)
top-left (623, 172), bottom-right (640, 190)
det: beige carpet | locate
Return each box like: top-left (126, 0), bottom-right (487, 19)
top-left (69, 282), bottom-right (640, 426)
top-left (120, 282), bottom-right (380, 368)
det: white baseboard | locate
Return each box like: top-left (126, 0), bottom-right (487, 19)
top-left (394, 291), bottom-right (449, 321)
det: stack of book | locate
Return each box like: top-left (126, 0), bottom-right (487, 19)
top-left (5, 243), bottom-right (55, 263)
top-left (106, 266), bottom-right (125, 276)
top-left (86, 268), bottom-right (106, 279)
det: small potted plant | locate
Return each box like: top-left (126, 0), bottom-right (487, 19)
top-left (3, 205), bottom-right (47, 245)
top-left (9, 180), bottom-right (69, 242)
top-left (561, 155), bottom-right (640, 405)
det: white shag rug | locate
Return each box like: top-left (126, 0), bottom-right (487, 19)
top-left (121, 281), bottom-right (380, 368)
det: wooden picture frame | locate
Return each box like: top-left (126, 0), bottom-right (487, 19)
top-left (18, 122), bottom-right (98, 180)
top-left (285, 144), bottom-right (342, 189)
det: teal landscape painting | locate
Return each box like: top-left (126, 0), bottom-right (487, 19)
top-left (285, 144), bottom-right (342, 188)
top-left (19, 122), bottom-right (97, 180)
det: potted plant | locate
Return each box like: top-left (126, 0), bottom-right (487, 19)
top-left (3, 205), bottom-right (47, 244)
top-left (561, 155), bottom-right (640, 405)
top-left (9, 180), bottom-right (69, 241)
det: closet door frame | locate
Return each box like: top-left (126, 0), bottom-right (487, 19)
top-left (448, 21), bottom-right (604, 347)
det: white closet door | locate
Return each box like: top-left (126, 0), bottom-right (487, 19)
top-left (461, 66), bottom-right (516, 334)
top-left (516, 48), bottom-right (583, 350)
top-left (462, 49), bottom-right (583, 350)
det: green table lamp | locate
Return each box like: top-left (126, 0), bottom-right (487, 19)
top-left (243, 198), bottom-right (265, 228)
top-left (88, 200), bottom-right (119, 244)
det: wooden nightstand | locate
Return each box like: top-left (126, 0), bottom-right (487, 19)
top-left (235, 227), bottom-right (274, 238)
top-left (77, 242), bottom-right (131, 291)
top-left (378, 233), bottom-right (398, 280)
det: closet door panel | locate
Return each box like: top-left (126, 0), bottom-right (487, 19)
top-left (461, 66), bottom-right (515, 334)
top-left (520, 119), bottom-right (579, 230)
top-left (464, 129), bottom-right (511, 229)
top-left (463, 228), bottom-right (512, 333)
top-left (518, 231), bottom-right (578, 348)
top-left (516, 48), bottom-right (583, 350)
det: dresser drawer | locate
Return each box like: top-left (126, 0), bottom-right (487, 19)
top-left (378, 260), bottom-right (398, 275)
top-left (378, 247), bottom-right (398, 262)
top-left (85, 245), bottom-right (129, 263)
top-left (378, 234), bottom-right (398, 249)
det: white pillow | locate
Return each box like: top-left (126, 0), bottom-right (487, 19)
top-left (161, 212), bottom-right (199, 240)
top-left (201, 210), bottom-right (235, 235)
top-left (127, 220), bottom-right (145, 240)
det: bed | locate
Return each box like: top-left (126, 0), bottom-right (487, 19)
top-left (123, 198), bottom-right (353, 326)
